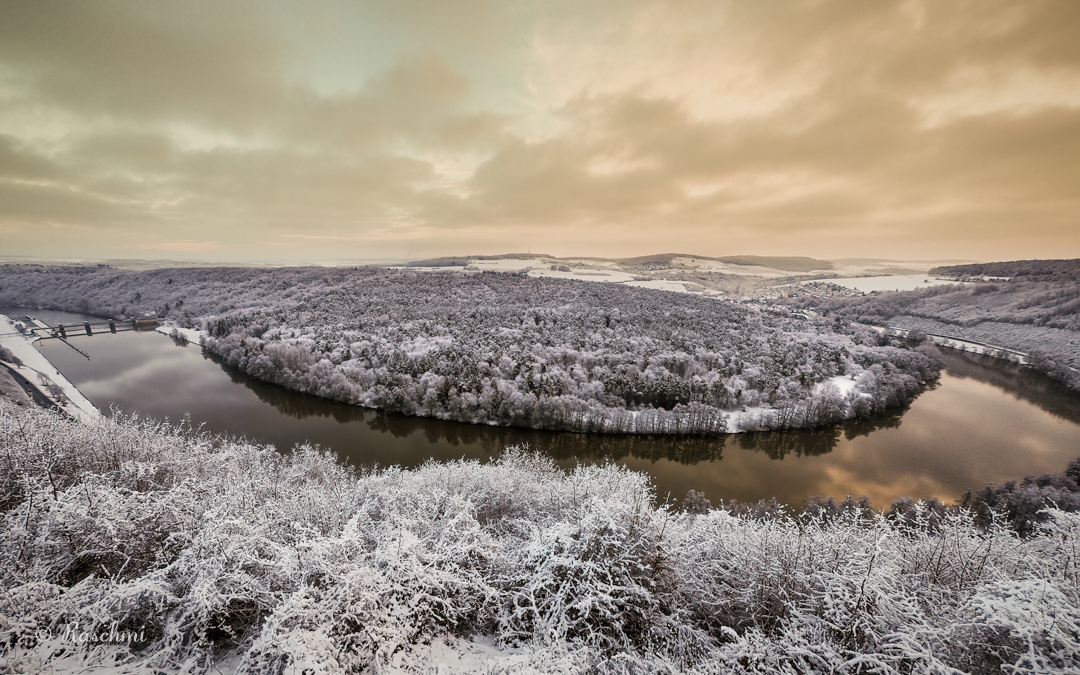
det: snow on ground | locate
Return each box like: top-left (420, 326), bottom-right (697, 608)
top-left (527, 268), bottom-right (638, 283)
top-left (716, 265), bottom-right (792, 278)
top-left (564, 258), bottom-right (619, 267)
top-left (724, 406), bottom-right (774, 434)
top-left (398, 256), bottom-right (972, 299)
top-left (667, 257), bottom-right (796, 278)
top-left (393, 257), bottom-right (984, 303)
top-left (722, 376), bottom-right (866, 433)
top-left (818, 274), bottom-right (960, 294)
top-left (929, 335), bottom-right (1027, 362)
top-left (624, 278), bottom-right (703, 293)
top-left (378, 635), bottom-right (544, 674)
top-left (469, 257), bottom-right (553, 271)
top-left (392, 265), bottom-right (466, 272)
top-left (869, 324), bottom-right (1029, 364)
top-left (824, 374), bottom-right (859, 397)
top-left (155, 322), bottom-right (205, 345)
top-left (528, 269), bottom-right (721, 298)
top-left (0, 314), bottom-right (100, 422)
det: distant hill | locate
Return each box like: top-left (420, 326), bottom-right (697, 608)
top-left (472, 253), bottom-right (556, 260)
top-left (829, 258), bottom-right (975, 266)
top-left (929, 259), bottom-right (1080, 282)
top-left (713, 255), bottom-right (833, 272)
top-left (605, 253), bottom-right (833, 272)
top-left (405, 253), bottom-right (833, 273)
top-left (405, 254), bottom-right (559, 267)
top-left (403, 257), bottom-right (471, 267)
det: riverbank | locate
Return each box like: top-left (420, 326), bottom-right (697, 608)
top-left (0, 313), bottom-right (100, 422)
top-left (864, 321), bottom-right (1080, 393)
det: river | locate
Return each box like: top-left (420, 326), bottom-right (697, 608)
top-left (16, 307), bottom-right (1080, 509)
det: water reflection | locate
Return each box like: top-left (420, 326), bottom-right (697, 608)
top-left (204, 347), bottom-right (918, 465)
top-left (208, 350), bottom-right (373, 424)
top-left (17, 306), bottom-right (1080, 510)
top-left (941, 350), bottom-right (1080, 427)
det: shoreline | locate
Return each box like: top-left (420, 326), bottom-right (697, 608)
top-left (0, 308), bottom-right (969, 437)
top-left (866, 323), bottom-right (1030, 363)
top-left (0, 313), bottom-right (100, 422)
top-left (0, 308), bottom-right (894, 437)
top-left (867, 321), bottom-right (1080, 387)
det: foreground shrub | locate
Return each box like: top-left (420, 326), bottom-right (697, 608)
top-left (1, 403), bottom-right (1078, 673)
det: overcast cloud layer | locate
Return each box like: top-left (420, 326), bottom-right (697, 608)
top-left (1, 0), bottom-right (1078, 262)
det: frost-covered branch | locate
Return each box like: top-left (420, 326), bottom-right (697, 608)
top-left (1, 403), bottom-right (1077, 673)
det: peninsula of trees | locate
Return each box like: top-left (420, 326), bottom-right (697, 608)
top-left (0, 265), bottom-right (941, 434)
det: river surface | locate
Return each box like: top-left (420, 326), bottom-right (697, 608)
top-left (15, 307), bottom-right (1080, 509)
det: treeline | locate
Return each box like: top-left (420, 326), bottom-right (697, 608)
top-left (960, 458), bottom-right (1080, 537)
top-left (930, 258), bottom-right (1080, 283)
top-left (2, 402), bottom-right (1078, 673)
top-left (0, 264), bottom-right (942, 434)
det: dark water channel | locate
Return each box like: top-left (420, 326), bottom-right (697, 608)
top-left (17, 307), bottom-right (1080, 509)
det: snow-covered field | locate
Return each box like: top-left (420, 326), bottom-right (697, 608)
top-left (623, 278), bottom-right (705, 293)
top-left (397, 255), bottom-right (979, 303)
top-left (527, 267), bottom-right (638, 283)
top-left (529, 269), bottom-right (722, 298)
top-left (799, 274), bottom-right (1080, 390)
top-left (469, 257), bottom-right (553, 271)
top-left (820, 274), bottom-right (960, 293)
top-left (490, 257), bottom-right (980, 300)
top-left (875, 325), bottom-right (1029, 364)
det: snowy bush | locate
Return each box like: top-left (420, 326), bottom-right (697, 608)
top-left (0, 345), bottom-right (22, 366)
top-left (1, 402), bottom-right (1078, 673)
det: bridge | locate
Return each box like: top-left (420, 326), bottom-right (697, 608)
top-left (1, 315), bottom-right (160, 359)
top-left (19, 315), bottom-right (159, 338)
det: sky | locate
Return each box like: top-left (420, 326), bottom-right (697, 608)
top-left (1, 0), bottom-right (1078, 264)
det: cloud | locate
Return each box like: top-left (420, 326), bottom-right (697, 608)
top-left (0, 0), bottom-right (1077, 261)
top-left (138, 239), bottom-right (221, 253)
top-left (0, 3), bottom-right (285, 136)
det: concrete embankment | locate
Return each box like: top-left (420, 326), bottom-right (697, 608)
top-left (0, 313), bottom-right (100, 422)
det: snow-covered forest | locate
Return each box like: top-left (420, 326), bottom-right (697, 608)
top-left (0, 265), bottom-right (941, 434)
top-left (786, 262), bottom-right (1080, 391)
top-left (2, 402), bottom-right (1078, 673)
top-left (930, 259), bottom-right (1080, 283)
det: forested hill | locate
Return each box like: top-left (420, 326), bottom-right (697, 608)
top-left (0, 265), bottom-right (940, 434)
top-left (788, 260), bottom-right (1080, 391)
top-left (929, 258), bottom-right (1080, 283)
top-left (405, 253), bottom-right (835, 273)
